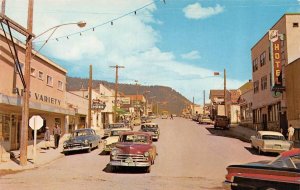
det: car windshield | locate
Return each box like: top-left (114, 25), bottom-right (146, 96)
top-left (108, 124), bottom-right (124, 129)
top-left (291, 155), bottom-right (300, 169)
top-left (142, 124), bottom-right (157, 129)
top-left (120, 134), bottom-right (148, 144)
top-left (111, 130), bottom-right (124, 136)
top-left (72, 130), bottom-right (91, 137)
top-left (262, 135), bottom-right (285, 140)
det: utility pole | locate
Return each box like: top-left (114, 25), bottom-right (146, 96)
top-left (20, 0), bottom-right (34, 166)
top-left (192, 97), bottom-right (195, 115)
top-left (203, 90), bottom-right (205, 115)
top-left (110, 65), bottom-right (124, 122)
top-left (2, 0), bottom-right (5, 14)
top-left (88, 64), bottom-right (92, 128)
top-left (135, 80), bottom-right (139, 117)
top-left (224, 68), bottom-right (227, 117)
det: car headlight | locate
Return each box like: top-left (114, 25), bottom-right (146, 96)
top-left (84, 140), bottom-right (89, 145)
top-left (144, 151), bottom-right (150, 157)
top-left (63, 142), bottom-right (67, 147)
top-left (103, 140), bottom-right (107, 145)
top-left (111, 149), bottom-right (118, 156)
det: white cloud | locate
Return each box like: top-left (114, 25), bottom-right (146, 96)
top-left (4, 0), bottom-right (241, 104)
top-left (181, 50), bottom-right (201, 60)
top-left (183, 3), bottom-right (224, 19)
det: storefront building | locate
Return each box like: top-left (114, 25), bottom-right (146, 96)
top-left (238, 81), bottom-right (253, 129)
top-left (251, 14), bottom-right (300, 134)
top-left (0, 31), bottom-right (75, 153)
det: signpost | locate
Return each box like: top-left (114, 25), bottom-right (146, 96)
top-left (91, 99), bottom-right (106, 110)
top-left (29, 115), bottom-right (44, 164)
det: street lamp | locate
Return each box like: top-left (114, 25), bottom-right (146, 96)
top-left (20, 20), bottom-right (86, 166)
top-left (213, 69), bottom-right (227, 117)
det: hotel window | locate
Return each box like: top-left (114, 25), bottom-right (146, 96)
top-left (260, 51), bottom-right (266, 66)
top-left (261, 75), bottom-right (267, 90)
top-left (47, 75), bottom-right (53, 86)
top-left (38, 71), bottom-right (44, 80)
top-left (252, 58), bottom-right (258, 72)
top-left (58, 81), bottom-right (63, 91)
top-left (30, 67), bottom-right (36, 77)
top-left (293, 22), bottom-right (299, 27)
top-left (254, 80), bottom-right (259, 94)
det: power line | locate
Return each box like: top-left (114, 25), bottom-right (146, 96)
top-left (33, 0), bottom-right (165, 44)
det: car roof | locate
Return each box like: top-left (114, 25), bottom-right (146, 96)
top-left (142, 123), bottom-right (157, 125)
top-left (258, 131), bottom-right (283, 136)
top-left (281, 148), bottom-right (300, 158)
top-left (120, 131), bottom-right (151, 136)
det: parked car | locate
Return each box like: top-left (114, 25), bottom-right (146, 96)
top-left (103, 128), bottom-right (131, 153)
top-left (250, 131), bottom-right (293, 154)
top-left (223, 149), bottom-right (300, 190)
top-left (63, 128), bottom-right (100, 154)
top-left (161, 115), bottom-right (168, 119)
top-left (141, 116), bottom-right (152, 124)
top-left (214, 115), bottom-right (230, 129)
top-left (140, 123), bottom-right (160, 141)
top-left (103, 123), bottom-right (127, 138)
top-left (109, 131), bottom-right (157, 173)
top-left (199, 115), bottom-right (214, 125)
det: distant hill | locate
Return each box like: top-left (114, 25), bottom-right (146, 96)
top-left (66, 77), bottom-right (191, 115)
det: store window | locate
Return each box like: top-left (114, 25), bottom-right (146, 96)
top-left (260, 51), bottom-right (266, 67)
top-left (47, 75), bottom-right (53, 86)
top-left (261, 75), bottom-right (267, 90)
top-left (0, 113), bottom-right (10, 141)
top-left (38, 71), bottom-right (44, 80)
top-left (58, 81), bottom-right (63, 91)
top-left (30, 67), bottom-right (36, 77)
top-left (254, 80), bottom-right (259, 94)
top-left (252, 58), bottom-right (258, 72)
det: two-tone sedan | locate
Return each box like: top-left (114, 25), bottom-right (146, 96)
top-left (109, 131), bottom-right (157, 173)
top-left (103, 128), bottom-right (131, 153)
top-left (140, 123), bottom-right (160, 141)
top-left (63, 128), bottom-right (100, 155)
top-left (103, 123), bottom-right (127, 138)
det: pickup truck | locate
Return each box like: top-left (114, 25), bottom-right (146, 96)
top-left (214, 115), bottom-right (230, 129)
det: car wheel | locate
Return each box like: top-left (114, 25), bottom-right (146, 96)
top-left (110, 165), bottom-right (116, 173)
top-left (258, 147), bottom-right (261, 155)
top-left (64, 152), bottom-right (69, 156)
top-left (146, 166), bottom-right (151, 173)
top-left (87, 146), bottom-right (91, 153)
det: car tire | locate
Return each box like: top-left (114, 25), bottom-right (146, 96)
top-left (110, 165), bottom-right (116, 173)
top-left (64, 152), bottom-right (69, 156)
top-left (87, 146), bottom-right (91, 153)
top-left (258, 147), bottom-right (261, 155)
top-left (146, 166), bottom-right (151, 173)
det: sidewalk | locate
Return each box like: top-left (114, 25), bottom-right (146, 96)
top-left (0, 135), bottom-right (66, 173)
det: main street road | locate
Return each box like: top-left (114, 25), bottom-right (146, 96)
top-left (0, 118), bottom-right (271, 190)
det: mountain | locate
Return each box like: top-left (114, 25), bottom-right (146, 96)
top-left (66, 77), bottom-right (191, 115)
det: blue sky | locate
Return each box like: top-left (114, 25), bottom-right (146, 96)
top-left (5, 0), bottom-right (300, 104)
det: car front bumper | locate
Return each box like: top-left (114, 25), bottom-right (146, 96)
top-left (261, 147), bottom-right (290, 153)
top-left (109, 160), bottom-right (151, 167)
top-left (63, 145), bottom-right (90, 152)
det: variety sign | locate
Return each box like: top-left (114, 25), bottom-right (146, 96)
top-left (92, 99), bottom-right (106, 110)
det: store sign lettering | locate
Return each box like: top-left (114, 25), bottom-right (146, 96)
top-left (34, 93), bottom-right (61, 105)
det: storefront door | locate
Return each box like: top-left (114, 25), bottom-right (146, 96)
top-left (10, 114), bottom-right (21, 150)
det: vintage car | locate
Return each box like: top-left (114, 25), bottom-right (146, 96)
top-left (250, 131), bottom-right (293, 154)
top-left (140, 123), bottom-right (160, 141)
top-left (103, 123), bottom-right (127, 138)
top-left (103, 128), bottom-right (131, 153)
top-left (109, 131), bottom-right (157, 173)
top-left (214, 115), bottom-right (230, 129)
top-left (199, 115), bottom-right (214, 125)
top-left (63, 128), bottom-right (100, 154)
top-left (223, 149), bottom-right (300, 190)
top-left (161, 114), bottom-right (168, 119)
top-left (141, 116), bottom-right (152, 124)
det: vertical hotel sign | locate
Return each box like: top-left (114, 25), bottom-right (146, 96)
top-left (269, 30), bottom-right (285, 93)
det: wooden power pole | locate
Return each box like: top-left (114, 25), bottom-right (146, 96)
top-left (224, 68), bottom-right (227, 117)
top-left (110, 65), bottom-right (124, 122)
top-left (88, 64), bottom-right (92, 128)
top-left (20, 0), bottom-right (34, 166)
top-left (203, 90), bottom-right (205, 115)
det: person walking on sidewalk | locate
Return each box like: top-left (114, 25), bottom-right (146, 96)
top-left (288, 124), bottom-right (295, 141)
top-left (53, 124), bottom-right (61, 149)
top-left (44, 127), bottom-right (51, 149)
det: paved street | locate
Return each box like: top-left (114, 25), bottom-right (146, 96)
top-left (0, 118), bottom-right (271, 190)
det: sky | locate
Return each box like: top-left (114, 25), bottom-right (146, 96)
top-left (5, 0), bottom-right (300, 104)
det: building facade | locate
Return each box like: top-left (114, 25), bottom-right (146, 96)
top-left (238, 81), bottom-right (253, 128)
top-left (251, 14), bottom-right (300, 134)
top-left (0, 31), bottom-right (78, 154)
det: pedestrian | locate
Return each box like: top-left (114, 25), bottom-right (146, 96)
top-left (44, 126), bottom-right (50, 150)
top-left (288, 124), bottom-right (295, 141)
top-left (170, 114), bottom-right (173, 120)
top-left (53, 124), bottom-right (61, 149)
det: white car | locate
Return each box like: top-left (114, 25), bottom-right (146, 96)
top-left (103, 128), bottom-right (131, 152)
top-left (250, 131), bottom-right (293, 154)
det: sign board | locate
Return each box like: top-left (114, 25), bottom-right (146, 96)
top-left (269, 30), bottom-right (279, 42)
top-left (92, 99), bottom-right (106, 110)
top-left (121, 97), bottom-right (130, 105)
top-left (29, 115), bottom-right (44, 130)
top-left (270, 32), bottom-right (285, 93)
